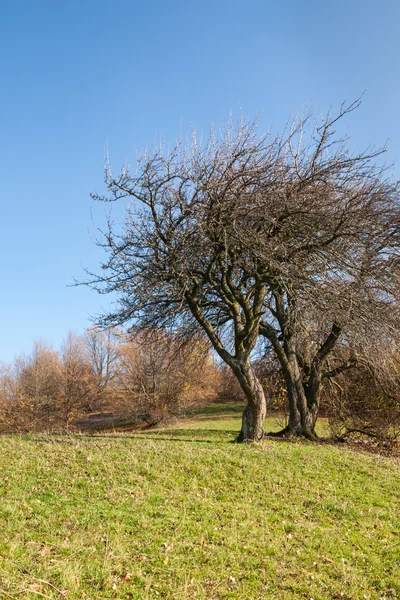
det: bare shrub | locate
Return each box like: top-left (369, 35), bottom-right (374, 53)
top-left (0, 342), bottom-right (62, 432)
top-left (327, 359), bottom-right (400, 444)
top-left (116, 330), bottom-right (220, 426)
top-left (0, 333), bottom-right (115, 432)
top-left (217, 365), bottom-right (245, 403)
top-left (0, 327), bottom-right (222, 433)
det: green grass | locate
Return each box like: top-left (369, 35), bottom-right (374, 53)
top-left (0, 406), bottom-right (399, 599)
top-left (179, 402), bottom-right (331, 436)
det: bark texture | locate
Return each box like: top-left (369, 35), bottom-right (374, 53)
top-left (235, 365), bottom-right (267, 442)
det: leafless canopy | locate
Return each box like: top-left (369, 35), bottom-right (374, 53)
top-left (87, 100), bottom-right (400, 441)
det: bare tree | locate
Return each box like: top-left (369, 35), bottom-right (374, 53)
top-left (60, 332), bottom-right (100, 420)
top-left (239, 102), bottom-right (400, 437)
top-left (88, 127), bottom-right (274, 441)
top-left (0, 342), bottom-right (62, 431)
top-left (84, 327), bottom-right (119, 408)
top-left (87, 101), bottom-right (399, 441)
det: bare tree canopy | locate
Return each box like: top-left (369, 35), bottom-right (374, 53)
top-left (87, 100), bottom-right (400, 441)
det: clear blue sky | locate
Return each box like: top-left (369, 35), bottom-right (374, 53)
top-left (1, 0), bottom-right (399, 362)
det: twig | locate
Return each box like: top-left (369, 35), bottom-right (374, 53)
top-left (0, 588), bottom-right (15, 599)
top-left (32, 578), bottom-right (67, 597)
top-left (22, 590), bottom-right (53, 599)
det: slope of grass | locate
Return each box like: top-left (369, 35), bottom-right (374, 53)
top-left (0, 406), bottom-right (398, 599)
top-left (177, 402), bottom-right (331, 436)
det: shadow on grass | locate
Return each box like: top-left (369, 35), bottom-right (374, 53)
top-left (28, 428), bottom-right (239, 445)
top-left (186, 402), bottom-right (245, 418)
top-left (127, 435), bottom-right (235, 444)
top-left (99, 428), bottom-right (239, 444)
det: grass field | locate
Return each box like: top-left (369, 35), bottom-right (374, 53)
top-left (0, 404), bottom-right (399, 599)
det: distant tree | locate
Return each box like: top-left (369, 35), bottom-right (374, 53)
top-left (60, 332), bottom-right (98, 420)
top-left (87, 101), bottom-right (400, 441)
top-left (116, 330), bottom-right (220, 425)
top-left (0, 342), bottom-right (62, 431)
top-left (84, 327), bottom-right (119, 407)
top-left (0, 334), bottom-right (112, 432)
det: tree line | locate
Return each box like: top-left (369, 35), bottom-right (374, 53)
top-left (0, 329), bottom-right (219, 432)
top-left (0, 326), bottom-right (398, 440)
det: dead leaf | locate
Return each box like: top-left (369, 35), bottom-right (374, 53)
top-left (39, 545), bottom-right (52, 557)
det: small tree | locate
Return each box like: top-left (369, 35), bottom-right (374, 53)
top-left (84, 327), bottom-right (120, 409)
top-left (60, 332), bottom-right (99, 422)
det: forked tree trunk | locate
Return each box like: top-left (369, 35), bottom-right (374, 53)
top-left (285, 394), bottom-right (319, 439)
top-left (261, 317), bottom-right (342, 440)
top-left (269, 361), bottom-right (320, 440)
top-left (234, 365), bottom-right (267, 442)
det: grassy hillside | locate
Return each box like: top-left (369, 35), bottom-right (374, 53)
top-left (0, 406), bottom-right (398, 599)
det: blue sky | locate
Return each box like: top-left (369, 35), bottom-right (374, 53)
top-left (1, 0), bottom-right (399, 362)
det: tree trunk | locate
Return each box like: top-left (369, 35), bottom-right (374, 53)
top-left (234, 365), bottom-right (266, 442)
top-left (269, 359), bottom-right (320, 439)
